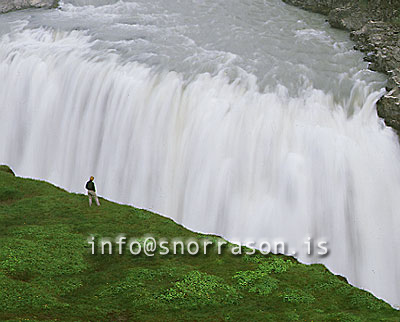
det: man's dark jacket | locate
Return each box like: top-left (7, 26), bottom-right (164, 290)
top-left (86, 180), bottom-right (95, 192)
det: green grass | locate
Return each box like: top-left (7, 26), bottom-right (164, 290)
top-left (0, 165), bottom-right (399, 321)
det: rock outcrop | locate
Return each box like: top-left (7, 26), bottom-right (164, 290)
top-left (283, 0), bottom-right (400, 136)
top-left (0, 0), bottom-right (57, 14)
top-left (0, 165), bottom-right (15, 176)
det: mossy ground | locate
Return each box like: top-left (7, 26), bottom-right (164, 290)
top-left (0, 166), bottom-right (399, 321)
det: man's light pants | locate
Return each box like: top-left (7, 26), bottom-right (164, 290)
top-left (88, 190), bottom-right (100, 206)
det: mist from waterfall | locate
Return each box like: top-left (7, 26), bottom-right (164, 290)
top-left (0, 0), bottom-right (399, 308)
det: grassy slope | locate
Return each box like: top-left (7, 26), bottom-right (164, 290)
top-left (0, 165), bottom-right (399, 322)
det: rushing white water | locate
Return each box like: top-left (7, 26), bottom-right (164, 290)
top-left (0, 0), bottom-right (400, 308)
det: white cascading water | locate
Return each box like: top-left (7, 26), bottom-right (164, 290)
top-left (0, 0), bottom-right (399, 308)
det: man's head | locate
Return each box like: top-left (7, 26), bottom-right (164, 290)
top-left (90, 176), bottom-right (94, 181)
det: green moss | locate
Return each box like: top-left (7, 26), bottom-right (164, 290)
top-left (0, 187), bottom-right (19, 202)
top-left (158, 270), bottom-right (241, 308)
top-left (1, 225), bottom-right (87, 279)
top-left (281, 288), bottom-right (316, 304)
top-left (0, 167), bottom-right (398, 321)
top-left (0, 271), bottom-right (67, 313)
top-left (232, 256), bottom-right (296, 296)
top-left (233, 269), bottom-right (279, 295)
top-left (258, 257), bottom-right (295, 274)
top-left (326, 312), bottom-right (363, 322)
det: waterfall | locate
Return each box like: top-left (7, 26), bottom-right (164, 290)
top-left (1, 19), bottom-right (400, 308)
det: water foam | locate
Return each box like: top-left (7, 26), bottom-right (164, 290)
top-left (0, 28), bottom-right (399, 307)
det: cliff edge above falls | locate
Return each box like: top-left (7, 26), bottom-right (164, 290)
top-left (0, 0), bottom-right (57, 14)
top-left (283, 0), bottom-right (400, 136)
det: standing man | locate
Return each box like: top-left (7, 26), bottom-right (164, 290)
top-left (86, 176), bottom-right (100, 207)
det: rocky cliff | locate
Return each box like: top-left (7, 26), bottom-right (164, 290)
top-left (0, 0), bottom-right (57, 14)
top-left (283, 0), bottom-right (400, 135)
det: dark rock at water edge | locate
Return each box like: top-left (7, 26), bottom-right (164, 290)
top-left (283, 0), bottom-right (400, 136)
top-left (0, 0), bottom-right (58, 14)
top-left (350, 20), bottom-right (400, 133)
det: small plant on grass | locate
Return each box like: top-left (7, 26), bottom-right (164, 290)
top-left (233, 269), bottom-right (279, 295)
top-left (281, 288), bottom-right (316, 304)
top-left (158, 270), bottom-right (241, 308)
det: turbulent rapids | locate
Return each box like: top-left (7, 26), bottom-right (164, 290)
top-left (0, 0), bottom-right (400, 307)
